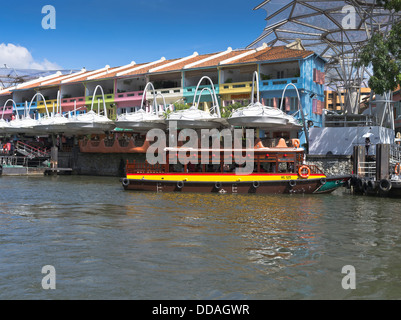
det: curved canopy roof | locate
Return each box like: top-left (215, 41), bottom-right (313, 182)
top-left (248, 0), bottom-right (401, 96)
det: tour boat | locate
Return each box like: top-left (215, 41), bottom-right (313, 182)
top-left (114, 82), bottom-right (166, 131)
top-left (166, 77), bottom-right (227, 129)
top-left (121, 138), bottom-right (350, 194)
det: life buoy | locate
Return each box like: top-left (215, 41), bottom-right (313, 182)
top-left (293, 139), bottom-right (300, 148)
top-left (298, 165), bottom-right (311, 179)
top-left (252, 181), bottom-right (260, 189)
top-left (395, 163), bottom-right (400, 175)
top-left (177, 181), bottom-right (184, 189)
top-left (379, 179), bottom-right (392, 192)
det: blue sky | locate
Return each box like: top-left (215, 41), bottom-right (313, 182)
top-left (0, 0), bottom-right (266, 71)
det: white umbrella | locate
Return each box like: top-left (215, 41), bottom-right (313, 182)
top-left (363, 132), bottom-right (374, 138)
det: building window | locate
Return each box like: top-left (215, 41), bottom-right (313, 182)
top-left (265, 98), bottom-right (274, 107)
top-left (277, 71), bottom-right (284, 79)
top-left (289, 97), bottom-right (299, 112)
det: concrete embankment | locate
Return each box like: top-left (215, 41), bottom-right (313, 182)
top-left (58, 147), bottom-right (146, 177)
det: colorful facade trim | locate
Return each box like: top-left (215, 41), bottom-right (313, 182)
top-left (0, 42), bottom-right (326, 134)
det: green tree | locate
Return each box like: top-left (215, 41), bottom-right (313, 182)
top-left (221, 102), bottom-right (244, 118)
top-left (357, 0), bottom-right (401, 95)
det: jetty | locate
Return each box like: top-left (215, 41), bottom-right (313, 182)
top-left (349, 143), bottom-right (401, 197)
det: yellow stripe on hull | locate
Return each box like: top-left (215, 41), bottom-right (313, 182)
top-left (127, 174), bottom-right (326, 182)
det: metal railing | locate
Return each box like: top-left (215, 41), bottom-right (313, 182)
top-left (15, 141), bottom-right (50, 159)
top-left (324, 114), bottom-right (377, 127)
top-left (390, 144), bottom-right (401, 165)
top-left (1, 156), bottom-right (28, 167)
top-left (358, 161), bottom-right (376, 178)
top-left (126, 161), bottom-right (166, 174)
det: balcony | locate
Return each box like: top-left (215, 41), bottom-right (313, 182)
top-left (60, 96), bottom-right (86, 110)
top-left (148, 87), bottom-right (184, 104)
top-left (114, 91), bottom-right (144, 103)
top-left (15, 101), bottom-right (37, 111)
top-left (259, 77), bottom-right (302, 91)
top-left (0, 106), bottom-right (13, 117)
top-left (86, 94), bottom-right (115, 105)
top-left (183, 84), bottom-right (219, 103)
top-left (219, 81), bottom-right (253, 95)
top-left (37, 99), bottom-right (58, 113)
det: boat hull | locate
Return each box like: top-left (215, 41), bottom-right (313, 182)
top-left (122, 175), bottom-right (350, 195)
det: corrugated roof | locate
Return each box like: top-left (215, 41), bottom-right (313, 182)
top-left (40, 70), bottom-right (87, 86)
top-left (0, 90), bottom-right (12, 96)
top-left (151, 52), bottom-right (216, 73)
top-left (118, 58), bottom-right (181, 77)
top-left (61, 67), bottom-right (111, 84)
top-left (7, 45), bottom-right (316, 91)
top-left (234, 46), bottom-right (314, 64)
top-left (87, 62), bottom-right (139, 80)
top-left (191, 49), bottom-right (251, 69)
top-left (10, 72), bottom-right (63, 91)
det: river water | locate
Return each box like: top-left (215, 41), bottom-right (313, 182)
top-left (1, 175), bottom-right (401, 300)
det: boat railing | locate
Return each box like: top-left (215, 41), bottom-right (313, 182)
top-left (126, 160), bottom-right (166, 174)
top-left (297, 164), bottom-right (325, 176)
top-left (261, 138), bottom-right (289, 148)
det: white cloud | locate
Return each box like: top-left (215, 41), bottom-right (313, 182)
top-left (0, 43), bottom-right (61, 70)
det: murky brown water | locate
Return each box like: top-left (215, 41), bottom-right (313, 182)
top-left (1, 175), bottom-right (401, 299)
